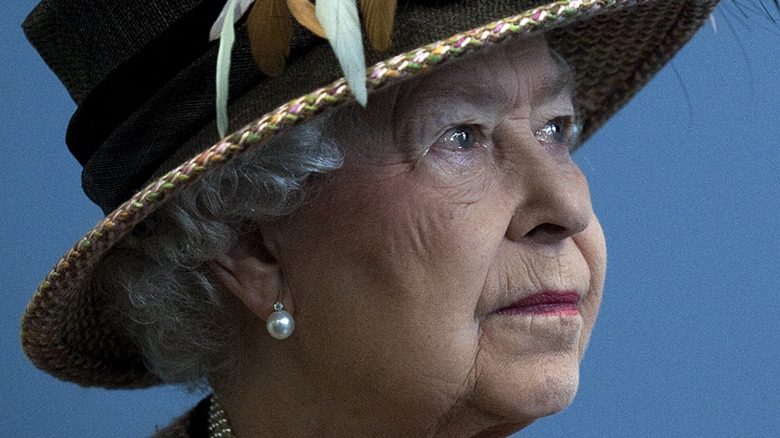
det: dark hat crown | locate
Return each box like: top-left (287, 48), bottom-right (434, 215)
top-left (23, 0), bottom-right (207, 105)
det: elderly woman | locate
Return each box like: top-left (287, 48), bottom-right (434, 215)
top-left (21, 0), bottom-right (718, 436)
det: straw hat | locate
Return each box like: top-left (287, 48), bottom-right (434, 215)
top-left (21, 0), bottom-right (718, 388)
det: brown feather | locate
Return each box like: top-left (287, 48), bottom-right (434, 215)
top-left (286, 0), bottom-right (327, 38)
top-left (360, 0), bottom-right (396, 51)
top-left (247, 0), bottom-right (294, 77)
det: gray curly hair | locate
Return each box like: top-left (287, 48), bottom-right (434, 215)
top-left (91, 116), bottom-right (342, 386)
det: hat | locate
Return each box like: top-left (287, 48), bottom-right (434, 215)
top-left (21, 0), bottom-right (718, 388)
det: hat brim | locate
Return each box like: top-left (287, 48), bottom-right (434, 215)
top-left (21, 0), bottom-right (718, 388)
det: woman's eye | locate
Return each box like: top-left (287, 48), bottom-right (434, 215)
top-left (535, 117), bottom-right (570, 145)
top-left (435, 125), bottom-right (477, 150)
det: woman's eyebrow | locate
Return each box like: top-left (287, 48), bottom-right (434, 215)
top-left (420, 79), bottom-right (503, 109)
top-left (538, 50), bottom-right (576, 104)
top-left (537, 67), bottom-right (575, 105)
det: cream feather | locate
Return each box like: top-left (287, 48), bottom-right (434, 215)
top-left (209, 0), bottom-right (256, 41)
top-left (215, 0), bottom-right (240, 137)
top-left (316, 0), bottom-right (368, 106)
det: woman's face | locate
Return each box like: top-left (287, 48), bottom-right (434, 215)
top-left (267, 36), bottom-right (606, 435)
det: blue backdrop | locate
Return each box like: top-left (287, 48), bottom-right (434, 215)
top-left (2, 1), bottom-right (778, 437)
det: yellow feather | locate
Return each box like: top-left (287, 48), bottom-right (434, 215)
top-left (287, 0), bottom-right (327, 38)
top-left (360, 0), bottom-right (396, 51)
top-left (247, 0), bottom-right (294, 77)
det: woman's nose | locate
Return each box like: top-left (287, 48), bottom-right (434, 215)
top-left (504, 156), bottom-right (593, 245)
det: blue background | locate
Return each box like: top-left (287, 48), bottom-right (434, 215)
top-left (2, 1), bottom-right (778, 437)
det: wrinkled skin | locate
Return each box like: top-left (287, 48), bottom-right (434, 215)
top-left (213, 36), bottom-right (607, 438)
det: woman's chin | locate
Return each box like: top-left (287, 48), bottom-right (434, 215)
top-left (435, 362), bottom-right (579, 438)
top-left (519, 367), bottom-right (580, 419)
top-left (473, 353), bottom-right (581, 424)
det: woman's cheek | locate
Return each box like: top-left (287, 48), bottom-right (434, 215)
top-left (574, 214), bottom-right (607, 356)
top-left (414, 148), bottom-right (496, 206)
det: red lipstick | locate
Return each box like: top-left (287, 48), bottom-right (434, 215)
top-left (499, 291), bottom-right (580, 316)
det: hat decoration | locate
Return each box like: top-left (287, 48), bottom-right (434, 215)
top-left (210, 0), bottom-right (397, 136)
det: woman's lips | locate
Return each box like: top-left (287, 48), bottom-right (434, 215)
top-left (498, 291), bottom-right (580, 316)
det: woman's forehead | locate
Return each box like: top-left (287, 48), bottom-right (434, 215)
top-left (322, 35), bottom-right (574, 155)
top-left (408, 37), bottom-right (566, 96)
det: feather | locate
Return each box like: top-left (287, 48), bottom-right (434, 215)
top-left (209, 0), bottom-right (256, 41)
top-left (316, 0), bottom-right (367, 106)
top-left (247, 0), bottom-right (294, 77)
top-left (287, 0), bottom-right (327, 38)
top-left (360, 0), bottom-right (396, 51)
top-left (215, 0), bottom-right (239, 137)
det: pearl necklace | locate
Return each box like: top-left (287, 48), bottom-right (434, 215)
top-left (208, 395), bottom-right (236, 438)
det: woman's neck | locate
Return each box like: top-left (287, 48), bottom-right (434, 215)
top-left (212, 379), bottom-right (531, 438)
top-left (208, 337), bottom-right (532, 438)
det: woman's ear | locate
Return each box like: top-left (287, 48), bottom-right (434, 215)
top-left (209, 228), bottom-right (286, 322)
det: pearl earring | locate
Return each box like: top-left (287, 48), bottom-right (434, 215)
top-left (266, 302), bottom-right (294, 340)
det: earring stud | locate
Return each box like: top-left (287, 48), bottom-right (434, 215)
top-left (266, 302), bottom-right (294, 340)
